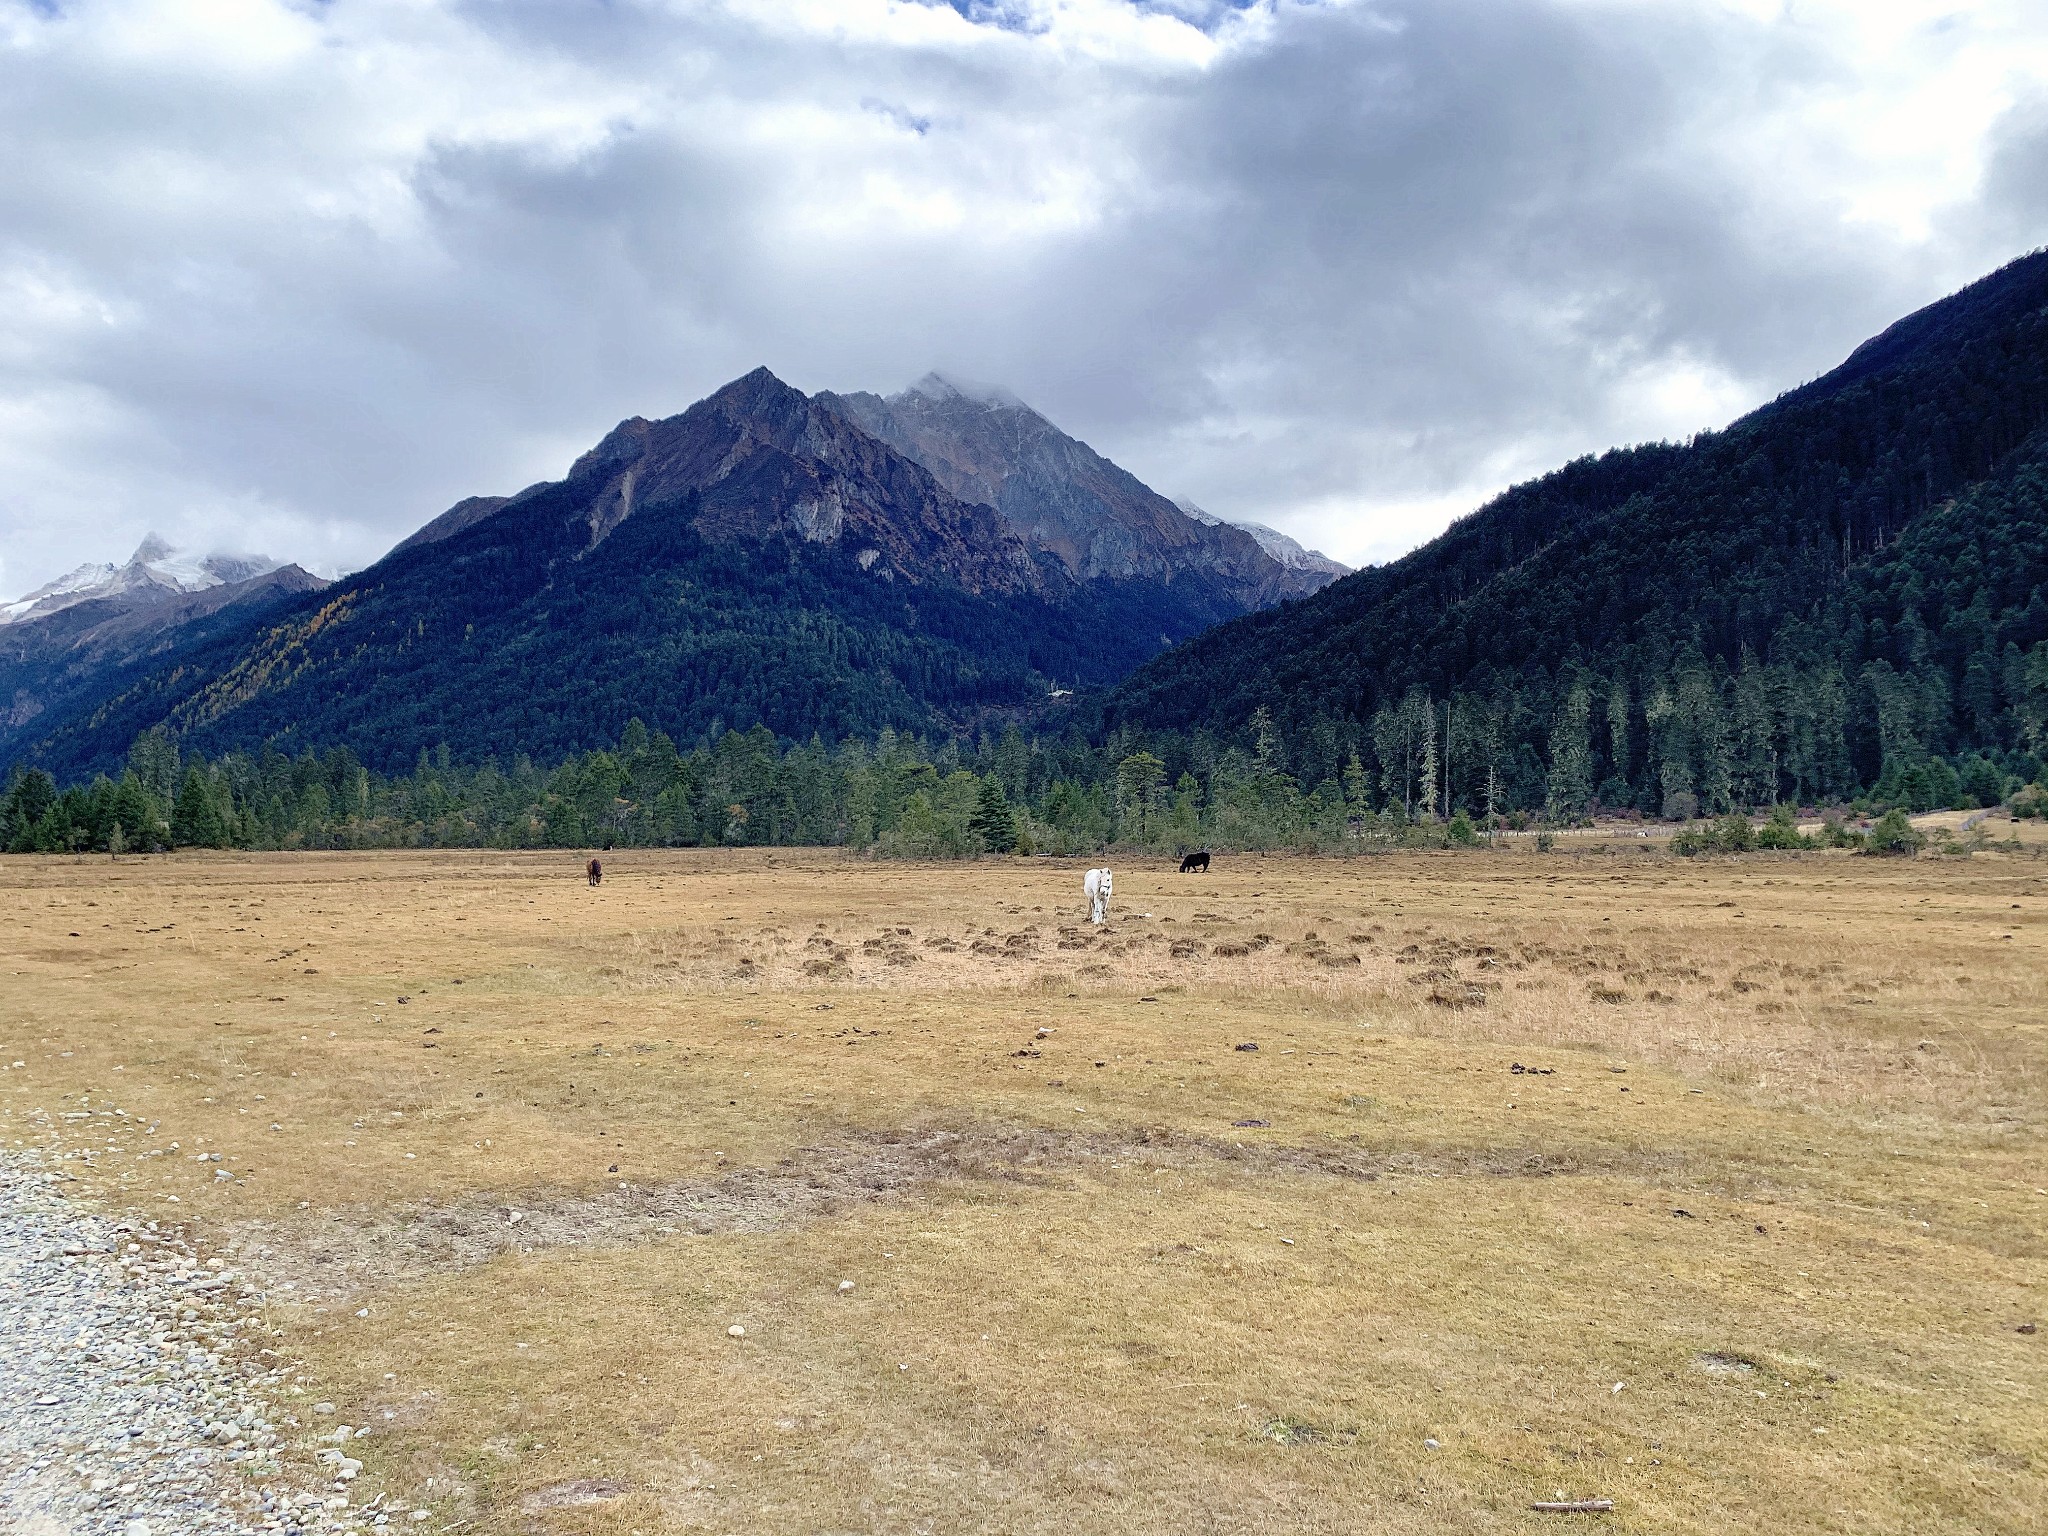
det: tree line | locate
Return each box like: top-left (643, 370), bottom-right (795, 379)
top-left (5, 669), bottom-right (2043, 858)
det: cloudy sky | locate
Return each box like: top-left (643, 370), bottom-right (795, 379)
top-left (3, 0), bottom-right (2047, 593)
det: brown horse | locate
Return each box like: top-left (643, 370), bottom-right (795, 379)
top-left (587, 857), bottom-right (602, 887)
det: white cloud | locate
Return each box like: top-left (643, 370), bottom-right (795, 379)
top-left (0, 0), bottom-right (2044, 597)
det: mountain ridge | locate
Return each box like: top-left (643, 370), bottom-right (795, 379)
top-left (1102, 247), bottom-right (2048, 811)
top-left (2, 366), bottom-right (1300, 776)
top-left (817, 373), bottom-right (1342, 614)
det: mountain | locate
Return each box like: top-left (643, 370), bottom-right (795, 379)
top-left (388, 494), bottom-right (523, 556)
top-left (5, 369), bottom-right (1297, 778)
top-left (2, 534), bottom-right (286, 627)
top-left (817, 373), bottom-right (1344, 616)
top-left (1, 537), bottom-right (325, 745)
top-left (1105, 250), bottom-right (2048, 811)
top-left (1174, 499), bottom-right (1348, 580)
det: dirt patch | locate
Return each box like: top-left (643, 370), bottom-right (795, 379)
top-left (519, 1477), bottom-right (627, 1513)
top-left (1693, 1351), bottom-right (1758, 1376)
top-left (234, 1120), bottom-right (1681, 1299)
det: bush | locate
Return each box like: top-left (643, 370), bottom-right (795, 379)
top-left (1861, 807), bottom-right (1926, 857)
top-left (1753, 804), bottom-right (1811, 850)
top-left (1818, 814), bottom-right (1863, 849)
top-left (1670, 825), bottom-right (1708, 856)
top-left (1533, 829), bottom-right (1556, 852)
top-left (2011, 782), bottom-right (2048, 819)
top-left (1447, 810), bottom-right (1480, 846)
top-left (1710, 813), bottom-right (1757, 853)
top-left (1662, 790), bottom-right (1700, 822)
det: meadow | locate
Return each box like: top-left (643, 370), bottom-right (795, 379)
top-left (2, 838), bottom-right (2044, 1534)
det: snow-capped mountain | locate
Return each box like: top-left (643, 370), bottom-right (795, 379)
top-left (2, 536), bottom-right (326, 752)
top-left (1174, 500), bottom-right (1350, 578)
top-left (1, 535), bottom-right (284, 626)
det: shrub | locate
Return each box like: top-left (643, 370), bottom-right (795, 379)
top-left (1710, 813), bottom-right (1757, 853)
top-left (1753, 804), bottom-right (1811, 850)
top-left (1447, 810), bottom-right (1480, 846)
top-left (2011, 782), bottom-right (2048, 819)
top-left (1861, 807), bottom-right (1926, 857)
top-left (1671, 825), bottom-right (1709, 856)
top-left (1818, 814), bottom-right (1863, 849)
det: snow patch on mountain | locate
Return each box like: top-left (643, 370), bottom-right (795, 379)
top-left (1174, 500), bottom-right (1349, 577)
top-left (1, 536), bottom-right (284, 626)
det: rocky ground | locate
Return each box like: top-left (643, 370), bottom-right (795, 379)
top-left (0, 1152), bottom-right (413, 1536)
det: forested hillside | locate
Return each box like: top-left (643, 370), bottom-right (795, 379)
top-left (1106, 251), bottom-right (2048, 817)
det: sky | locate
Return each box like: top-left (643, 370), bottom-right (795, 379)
top-left (3, 0), bottom-right (2047, 594)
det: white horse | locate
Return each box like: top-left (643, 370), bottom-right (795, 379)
top-left (1084, 867), bottom-right (1112, 925)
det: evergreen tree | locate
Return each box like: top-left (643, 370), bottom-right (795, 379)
top-left (170, 768), bottom-right (230, 849)
top-left (1605, 680), bottom-right (1631, 795)
top-left (968, 776), bottom-right (1018, 853)
top-left (4, 769), bottom-right (58, 852)
top-left (1417, 696), bottom-right (1438, 820)
top-left (1545, 682), bottom-right (1594, 821)
top-left (1114, 751), bottom-right (1167, 842)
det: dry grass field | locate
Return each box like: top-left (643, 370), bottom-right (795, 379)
top-left (3, 839), bottom-right (2045, 1535)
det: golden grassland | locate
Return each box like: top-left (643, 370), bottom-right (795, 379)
top-left (2, 836), bottom-right (2045, 1534)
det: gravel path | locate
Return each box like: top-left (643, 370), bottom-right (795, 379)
top-left (0, 1153), bottom-right (385, 1536)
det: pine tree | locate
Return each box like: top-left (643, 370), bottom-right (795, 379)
top-left (1342, 752), bottom-right (1372, 809)
top-left (1606, 680), bottom-right (1630, 794)
top-left (969, 776), bottom-right (1018, 853)
top-left (1417, 696), bottom-right (1438, 821)
top-left (1250, 707), bottom-right (1280, 777)
top-left (3, 769), bottom-right (58, 852)
top-left (170, 768), bottom-right (230, 849)
top-left (1545, 682), bottom-right (1594, 822)
top-left (1114, 751), bottom-right (1167, 842)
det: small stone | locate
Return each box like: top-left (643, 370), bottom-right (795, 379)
top-left (728, 1325), bottom-right (745, 1338)
top-left (1424, 1438), bottom-right (1440, 1450)
top-left (838, 1280), bottom-right (855, 1293)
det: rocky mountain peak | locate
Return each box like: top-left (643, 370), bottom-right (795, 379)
top-left (904, 371), bottom-right (1026, 410)
top-left (817, 376), bottom-right (1344, 609)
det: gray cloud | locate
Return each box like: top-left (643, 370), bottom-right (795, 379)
top-left (1, 0), bottom-right (2044, 591)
